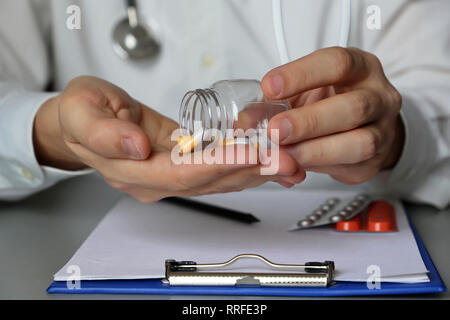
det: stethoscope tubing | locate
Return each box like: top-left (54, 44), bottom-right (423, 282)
top-left (116, 0), bottom-right (352, 63)
top-left (272, 0), bottom-right (352, 64)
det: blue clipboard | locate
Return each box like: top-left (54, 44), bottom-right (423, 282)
top-left (47, 212), bottom-right (446, 296)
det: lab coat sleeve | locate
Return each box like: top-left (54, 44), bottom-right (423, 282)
top-left (0, 1), bottom-right (92, 201)
top-left (365, 0), bottom-right (450, 209)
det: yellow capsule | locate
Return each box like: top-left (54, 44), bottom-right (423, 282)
top-left (177, 136), bottom-right (199, 153)
top-left (251, 141), bottom-right (260, 149)
top-left (218, 138), bottom-right (236, 147)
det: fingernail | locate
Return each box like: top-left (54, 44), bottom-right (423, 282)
top-left (122, 137), bottom-right (143, 159)
top-left (269, 74), bottom-right (284, 97)
top-left (284, 169), bottom-right (305, 185)
top-left (278, 118), bottom-right (292, 142)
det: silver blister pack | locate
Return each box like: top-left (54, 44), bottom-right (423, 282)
top-left (289, 193), bottom-right (373, 231)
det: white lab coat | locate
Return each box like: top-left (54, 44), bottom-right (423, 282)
top-left (0, 0), bottom-right (449, 208)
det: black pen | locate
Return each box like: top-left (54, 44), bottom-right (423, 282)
top-left (161, 197), bottom-right (260, 224)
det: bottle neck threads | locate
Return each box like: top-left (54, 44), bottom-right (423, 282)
top-left (179, 88), bottom-right (235, 137)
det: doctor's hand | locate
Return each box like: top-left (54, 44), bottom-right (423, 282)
top-left (34, 76), bottom-right (304, 203)
top-left (262, 47), bottom-right (404, 184)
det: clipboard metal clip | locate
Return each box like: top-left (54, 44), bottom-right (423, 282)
top-left (165, 254), bottom-right (335, 287)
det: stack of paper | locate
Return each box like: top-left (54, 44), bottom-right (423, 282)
top-left (54, 189), bottom-right (429, 283)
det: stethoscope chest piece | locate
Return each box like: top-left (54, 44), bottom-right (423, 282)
top-left (112, 0), bottom-right (161, 61)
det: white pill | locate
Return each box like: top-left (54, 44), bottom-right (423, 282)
top-left (309, 214), bottom-right (321, 221)
top-left (330, 215), bottom-right (342, 222)
top-left (314, 209), bottom-right (326, 216)
top-left (350, 200), bottom-right (362, 207)
top-left (339, 210), bottom-right (351, 217)
top-left (326, 198), bottom-right (340, 205)
top-left (356, 194), bottom-right (369, 201)
top-left (298, 219), bottom-right (313, 227)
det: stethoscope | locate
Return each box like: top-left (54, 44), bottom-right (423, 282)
top-left (112, 0), bottom-right (351, 63)
top-left (112, 0), bottom-right (161, 60)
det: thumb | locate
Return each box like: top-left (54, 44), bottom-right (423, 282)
top-left (84, 117), bottom-right (151, 160)
top-left (61, 97), bottom-right (151, 160)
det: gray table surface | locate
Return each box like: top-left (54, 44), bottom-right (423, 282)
top-left (0, 173), bottom-right (448, 300)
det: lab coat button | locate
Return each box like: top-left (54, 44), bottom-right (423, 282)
top-left (21, 168), bottom-right (35, 181)
top-left (201, 53), bottom-right (215, 68)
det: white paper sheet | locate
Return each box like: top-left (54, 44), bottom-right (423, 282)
top-left (54, 189), bottom-right (429, 283)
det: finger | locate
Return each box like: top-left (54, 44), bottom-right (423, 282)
top-left (262, 47), bottom-right (369, 99)
top-left (194, 166), bottom-right (274, 195)
top-left (61, 95), bottom-right (151, 160)
top-left (118, 186), bottom-right (169, 204)
top-left (63, 76), bottom-right (143, 125)
top-left (121, 171), bottom-right (292, 203)
top-left (195, 164), bottom-right (305, 195)
top-left (139, 104), bottom-right (179, 150)
top-left (70, 143), bottom-right (260, 191)
top-left (277, 181), bottom-right (295, 188)
top-left (113, 161), bottom-right (304, 203)
top-left (305, 157), bottom-right (382, 185)
top-left (108, 181), bottom-right (170, 203)
top-left (284, 125), bottom-right (383, 167)
top-left (268, 89), bottom-right (382, 144)
top-left (258, 147), bottom-right (301, 176)
top-left (289, 87), bottom-right (333, 108)
top-left (283, 169), bottom-right (307, 184)
top-left (73, 138), bottom-right (300, 194)
top-left (120, 167), bottom-right (274, 203)
top-left (168, 144), bottom-right (265, 189)
top-left (194, 147), bottom-right (305, 194)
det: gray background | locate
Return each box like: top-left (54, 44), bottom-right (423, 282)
top-left (0, 173), bottom-right (448, 299)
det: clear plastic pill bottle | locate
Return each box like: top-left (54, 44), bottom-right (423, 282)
top-left (178, 79), bottom-right (291, 148)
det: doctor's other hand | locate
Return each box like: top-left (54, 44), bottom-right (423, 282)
top-left (34, 76), bottom-right (304, 203)
top-left (262, 47), bottom-right (404, 184)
